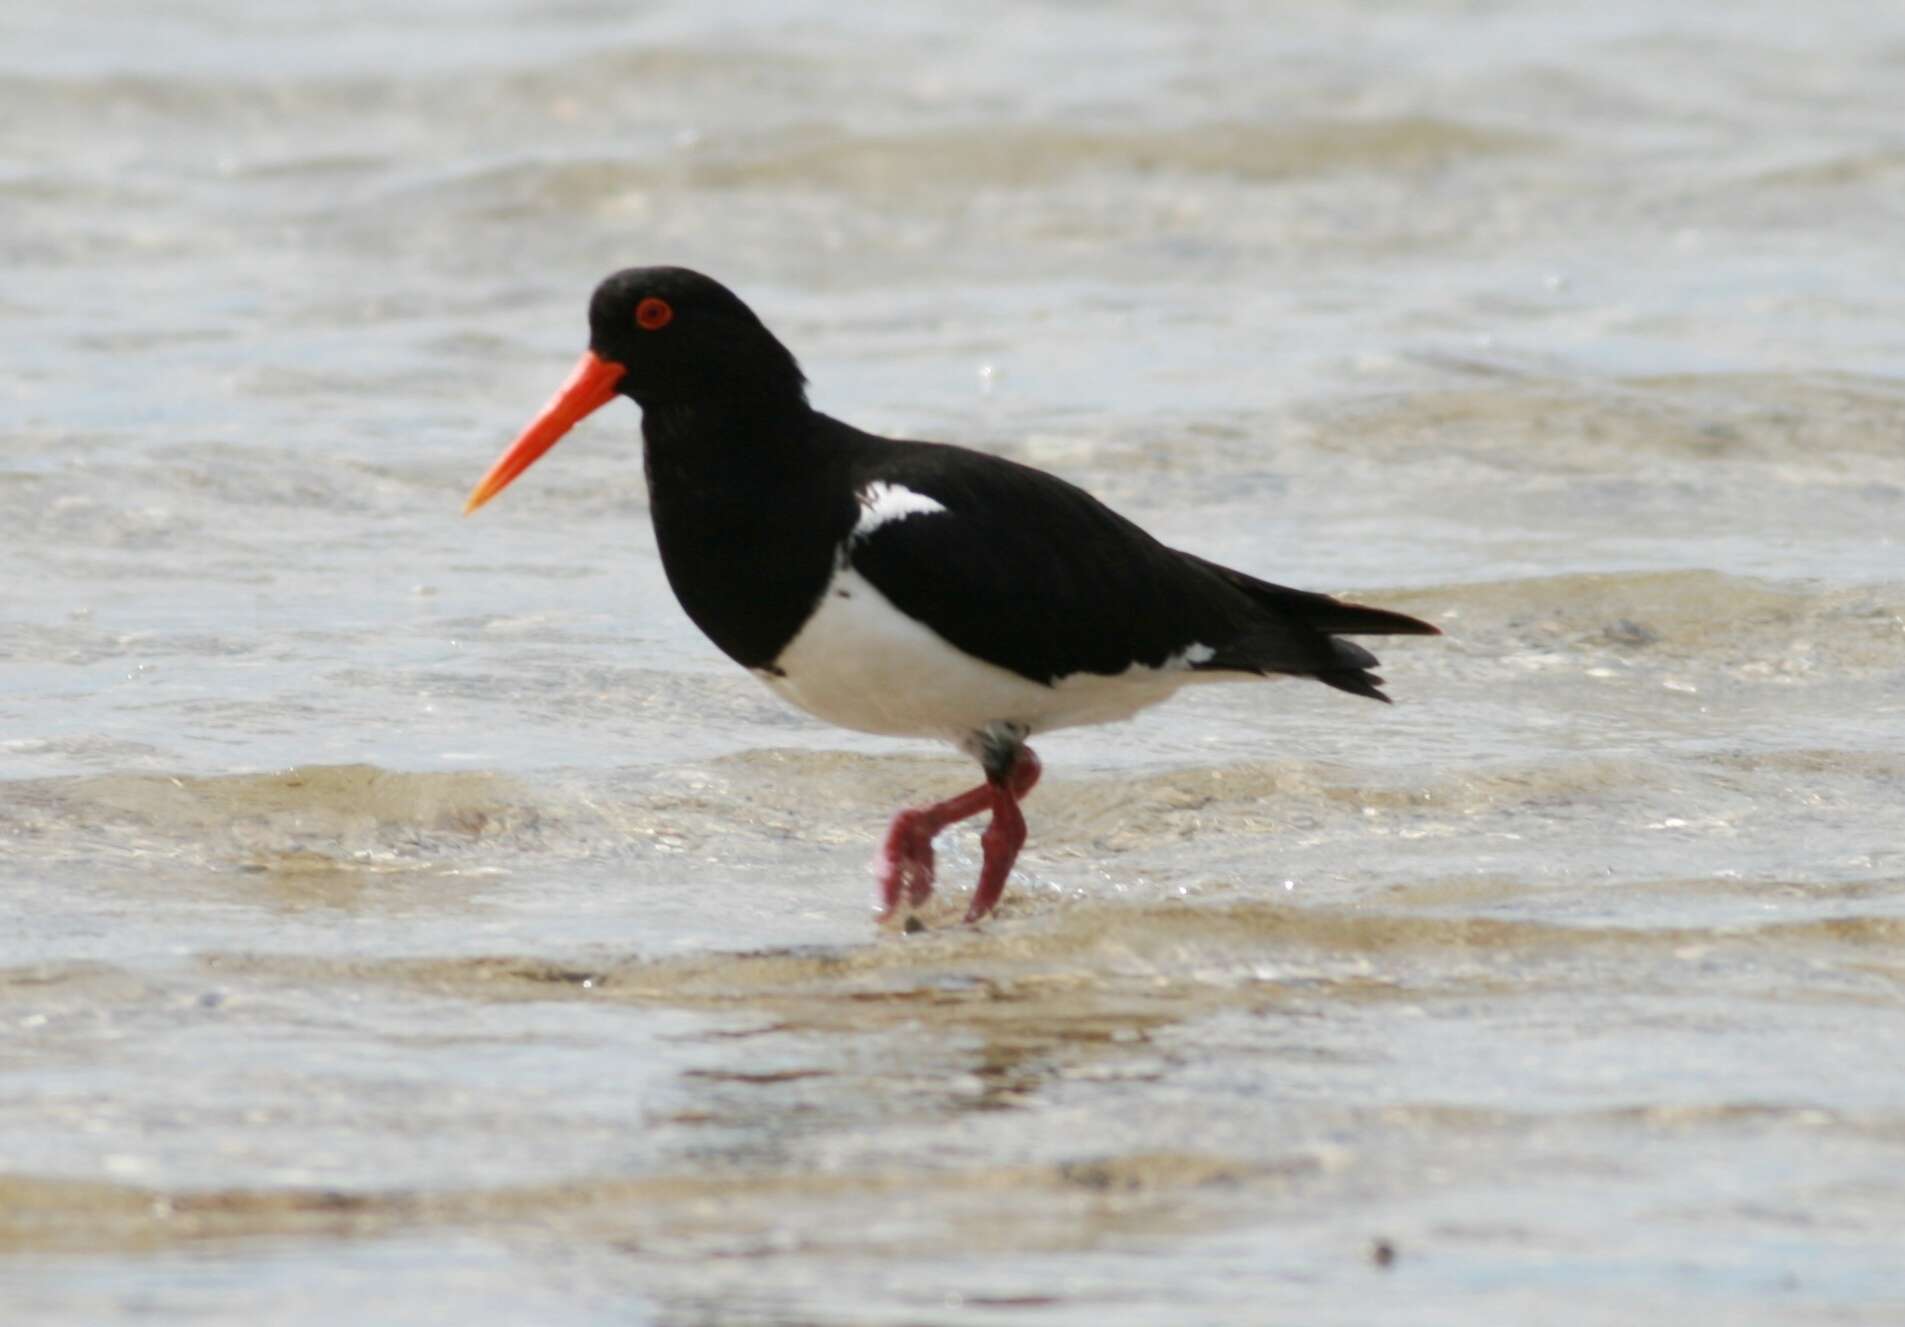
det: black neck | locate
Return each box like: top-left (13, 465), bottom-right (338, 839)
top-left (642, 394), bottom-right (813, 465)
top-left (638, 398), bottom-right (855, 670)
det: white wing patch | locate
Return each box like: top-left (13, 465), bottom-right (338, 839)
top-left (852, 482), bottom-right (947, 540)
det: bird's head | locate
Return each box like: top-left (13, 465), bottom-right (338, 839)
top-left (464, 266), bottom-right (805, 515)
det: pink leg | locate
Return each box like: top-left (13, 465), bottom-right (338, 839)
top-left (876, 784), bottom-right (990, 919)
top-left (963, 781), bottom-right (1026, 922)
top-left (875, 747), bottom-right (1042, 923)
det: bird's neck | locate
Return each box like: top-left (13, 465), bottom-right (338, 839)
top-left (640, 395), bottom-right (821, 494)
top-left (636, 397), bottom-right (853, 671)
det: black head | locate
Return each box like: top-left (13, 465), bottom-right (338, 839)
top-left (464, 267), bottom-right (810, 515)
top-left (587, 267), bottom-right (806, 409)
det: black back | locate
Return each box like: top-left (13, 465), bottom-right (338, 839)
top-left (829, 418), bottom-right (1433, 700)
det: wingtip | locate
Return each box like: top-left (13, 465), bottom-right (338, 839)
top-left (1386, 612), bottom-right (1442, 637)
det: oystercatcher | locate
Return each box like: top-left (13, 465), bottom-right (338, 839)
top-left (466, 268), bottom-right (1437, 923)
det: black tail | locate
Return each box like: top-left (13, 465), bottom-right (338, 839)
top-left (1186, 556), bottom-right (1439, 703)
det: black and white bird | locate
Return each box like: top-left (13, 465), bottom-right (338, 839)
top-left (466, 267), bottom-right (1437, 923)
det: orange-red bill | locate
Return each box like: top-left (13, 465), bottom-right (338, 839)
top-left (463, 351), bottom-right (627, 515)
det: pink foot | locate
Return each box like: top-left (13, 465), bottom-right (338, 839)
top-left (875, 784), bottom-right (989, 920)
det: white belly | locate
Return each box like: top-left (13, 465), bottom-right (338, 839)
top-left (754, 566), bottom-right (1222, 743)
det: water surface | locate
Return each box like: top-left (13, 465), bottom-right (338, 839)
top-left (4, 2), bottom-right (1905, 1322)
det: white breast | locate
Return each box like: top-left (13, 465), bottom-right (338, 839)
top-left (754, 563), bottom-right (1229, 744)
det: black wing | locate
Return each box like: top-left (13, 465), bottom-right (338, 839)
top-left (833, 424), bottom-right (1436, 701)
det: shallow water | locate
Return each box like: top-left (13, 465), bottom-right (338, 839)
top-left (5, 1), bottom-right (1905, 1323)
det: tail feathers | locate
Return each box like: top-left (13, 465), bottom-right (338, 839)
top-left (1183, 555), bottom-right (1438, 703)
top-left (1318, 664), bottom-right (1391, 704)
top-left (1201, 627), bottom-right (1401, 701)
top-left (1329, 637), bottom-right (1379, 670)
top-left (1313, 639), bottom-right (1394, 704)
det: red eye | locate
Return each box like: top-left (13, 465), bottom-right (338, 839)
top-left (635, 297), bottom-right (673, 331)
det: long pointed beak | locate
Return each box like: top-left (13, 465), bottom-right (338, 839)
top-left (464, 351), bottom-right (627, 515)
